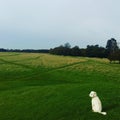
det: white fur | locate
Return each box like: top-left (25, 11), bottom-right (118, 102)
top-left (89, 91), bottom-right (107, 115)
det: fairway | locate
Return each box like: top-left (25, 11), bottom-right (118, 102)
top-left (0, 52), bottom-right (119, 120)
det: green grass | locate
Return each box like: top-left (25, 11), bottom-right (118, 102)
top-left (0, 52), bottom-right (119, 120)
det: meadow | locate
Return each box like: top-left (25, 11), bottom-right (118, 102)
top-left (0, 52), bottom-right (119, 120)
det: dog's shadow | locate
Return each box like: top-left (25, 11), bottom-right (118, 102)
top-left (103, 104), bottom-right (118, 111)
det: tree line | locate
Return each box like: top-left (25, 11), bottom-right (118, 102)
top-left (50, 44), bottom-right (107, 58)
top-left (50, 38), bottom-right (120, 63)
top-left (0, 38), bottom-right (120, 63)
top-left (0, 48), bottom-right (49, 53)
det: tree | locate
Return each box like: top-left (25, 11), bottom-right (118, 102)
top-left (64, 43), bottom-right (71, 48)
top-left (86, 45), bottom-right (106, 58)
top-left (80, 48), bottom-right (86, 57)
top-left (108, 50), bottom-right (120, 64)
top-left (49, 44), bottom-right (71, 56)
top-left (71, 46), bottom-right (81, 56)
top-left (106, 38), bottom-right (118, 54)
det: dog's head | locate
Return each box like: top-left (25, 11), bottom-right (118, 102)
top-left (89, 91), bottom-right (97, 98)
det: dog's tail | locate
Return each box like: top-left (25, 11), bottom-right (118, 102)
top-left (99, 112), bottom-right (107, 115)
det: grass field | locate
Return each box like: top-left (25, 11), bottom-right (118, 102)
top-left (0, 52), bottom-right (119, 120)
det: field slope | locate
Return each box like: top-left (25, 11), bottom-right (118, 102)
top-left (0, 52), bottom-right (119, 120)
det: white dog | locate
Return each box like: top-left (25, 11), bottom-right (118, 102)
top-left (89, 91), bottom-right (107, 115)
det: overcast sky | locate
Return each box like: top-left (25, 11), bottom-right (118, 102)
top-left (0, 0), bottom-right (120, 49)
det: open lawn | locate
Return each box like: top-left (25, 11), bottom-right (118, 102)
top-left (0, 52), bottom-right (119, 120)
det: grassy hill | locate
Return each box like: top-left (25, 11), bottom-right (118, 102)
top-left (0, 52), bottom-right (119, 120)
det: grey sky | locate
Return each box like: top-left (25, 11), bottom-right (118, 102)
top-left (0, 0), bottom-right (120, 49)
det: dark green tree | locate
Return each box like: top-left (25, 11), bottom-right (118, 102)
top-left (108, 50), bottom-right (120, 64)
top-left (86, 45), bottom-right (106, 58)
top-left (64, 43), bottom-right (71, 48)
top-left (106, 38), bottom-right (118, 54)
top-left (71, 46), bottom-right (81, 56)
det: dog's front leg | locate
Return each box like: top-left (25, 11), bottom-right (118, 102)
top-left (92, 103), bottom-right (95, 112)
